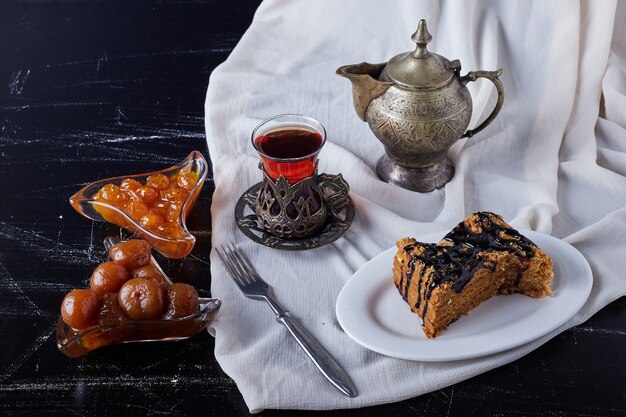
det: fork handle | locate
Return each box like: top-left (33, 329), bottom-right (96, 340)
top-left (265, 297), bottom-right (357, 398)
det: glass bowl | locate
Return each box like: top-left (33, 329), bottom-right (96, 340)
top-left (57, 236), bottom-right (221, 358)
top-left (69, 151), bottom-right (208, 259)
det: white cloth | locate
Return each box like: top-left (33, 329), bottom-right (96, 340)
top-left (205, 0), bottom-right (626, 412)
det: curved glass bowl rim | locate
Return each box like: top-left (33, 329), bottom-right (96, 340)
top-left (69, 151), bottom-right (208, 245)
top-left (56, 297), bottom-right (221, 347)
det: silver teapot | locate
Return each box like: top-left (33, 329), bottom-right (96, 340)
top-left (337, 20), bottom-right (504, 192)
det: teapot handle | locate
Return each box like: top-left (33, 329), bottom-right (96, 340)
top-left (460, 69), bottom-right (504, 138)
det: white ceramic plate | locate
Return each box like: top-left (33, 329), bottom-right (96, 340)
top-left (336, 230), bottom-right (592, 362)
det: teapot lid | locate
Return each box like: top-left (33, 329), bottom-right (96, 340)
top-left (384, 20), bottom-right (459, 88)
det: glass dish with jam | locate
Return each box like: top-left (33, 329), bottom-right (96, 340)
top-left (69, 151), bottom-right (207, 259)
top-left (57, 236), bottom-right (221, 357)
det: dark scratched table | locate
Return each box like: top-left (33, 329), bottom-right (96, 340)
top-left (1, 2), bottom-right (625, 416)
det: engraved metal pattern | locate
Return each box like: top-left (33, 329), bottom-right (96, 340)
top-left (235, 179), bottom-right (354, 251)
top-left (366, 82), bottom-right (472, 168)
top-left (254, 172), bottom-right (328, 239)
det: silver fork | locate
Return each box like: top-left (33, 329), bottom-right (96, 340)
top-left (216, 243), bottom-right (357, 398)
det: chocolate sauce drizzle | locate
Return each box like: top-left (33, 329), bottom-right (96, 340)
top-left (399, 212), bottom-right (537, 320)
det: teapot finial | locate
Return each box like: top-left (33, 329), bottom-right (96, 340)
top-left (411, 19), bottom-right (432, 58)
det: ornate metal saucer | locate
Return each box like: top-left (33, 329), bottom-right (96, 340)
top-left (235, 182), bottom-right (355, 250)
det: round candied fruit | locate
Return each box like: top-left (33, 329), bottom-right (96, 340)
top-left (156, 223), bottom-right (181, 238)
top-left (135, 186), bottom-right (159, 205)
top-left (166, 204), bottom-right (181, 222)
top-left (61, 288), bottom-right (102, 330)
top-left (176, 171), bottom-right (197, 190)
top-left (127, 200), bottom-right (149, 220)
top-left (120, 178), bottom-right (142, 192)
top-left (97, 292), bottom-right (128, 324)
top-left (164, 283), bottom-right (199, 319)
top-left (147, 173), bottom-right (170, 190)
top-left (140, 212), bottom-right (164, 230)
top-left (153, 201), bottom-right (169, 210)
top-left (98, 184), bottom-right (127, 205)
top-left (118, 278), bottom-right (165, 320)
top-left (90, 261), bottom-right (130, 295)
top-left (109, 239), bottom-right (152, 270)
top-left (162, 186), bottom-right (188, 204)
top-left (131, 264), bottom-right (169, 291)
top-left (149, 205), bottom-right (168, 219)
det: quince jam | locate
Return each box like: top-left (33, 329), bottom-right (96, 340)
top-left (93, 170), bottom-right (198, 239)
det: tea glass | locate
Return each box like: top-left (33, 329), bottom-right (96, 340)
top-left (252, 114), bottom-right (326, 183)
top-left (251, 114), bottom-right (348, 239)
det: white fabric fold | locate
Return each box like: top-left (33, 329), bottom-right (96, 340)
top-left (205, 0), bottom-right (626, 412)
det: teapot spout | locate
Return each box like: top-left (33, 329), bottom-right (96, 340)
top-left (336, 63), bottom-right (393, 121)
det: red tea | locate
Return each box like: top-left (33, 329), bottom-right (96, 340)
top-left (254, 128), bottom-right (324, 183)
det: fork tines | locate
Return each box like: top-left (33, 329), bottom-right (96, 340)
top-left (216, 243), bottom-right (263, 287)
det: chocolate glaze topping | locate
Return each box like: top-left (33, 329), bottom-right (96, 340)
top-left (442, 212), bottom-right (535, 258)
top-left (399, 212), bottom-right (538, 320)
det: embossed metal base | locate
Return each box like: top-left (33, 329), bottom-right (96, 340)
top-left (255, 172), bottom-right (328, 239)
top-left (235, 182), bottom-right (355, 250)
top-left (376, 154), bottom-right (454, 192)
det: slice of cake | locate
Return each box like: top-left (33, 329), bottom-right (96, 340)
top-left (393, 211), bottom-right (554, 338)
top-left (393, 236), bottom-right (515, 339)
